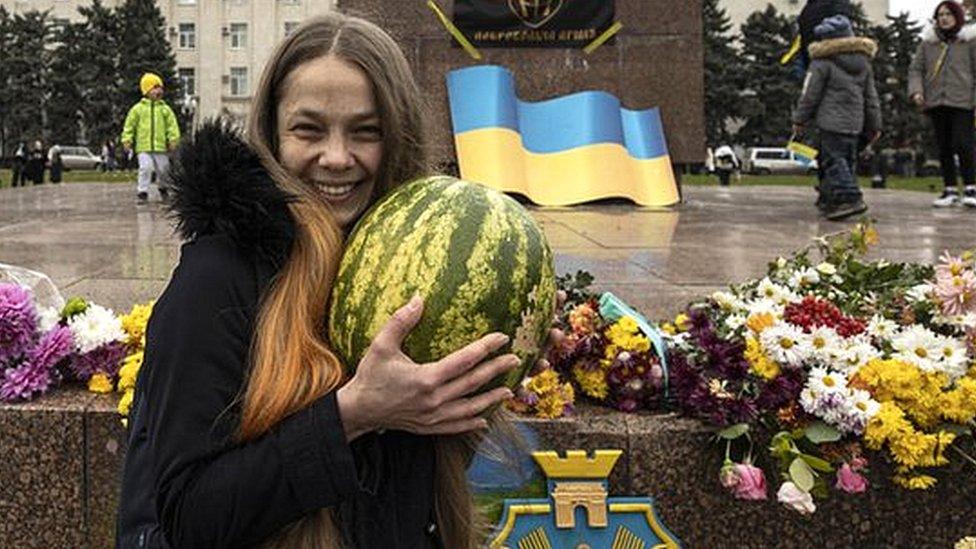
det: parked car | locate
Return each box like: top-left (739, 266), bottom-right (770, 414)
top-left (57, 146), bottom-right (102, 170)
top-left (744, 147), bottom-right (818, 175)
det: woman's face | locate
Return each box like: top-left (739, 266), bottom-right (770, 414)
top-left (937, 6), bottom-right (957, 30)
top-left (277, 55), bottom-right (384, 230)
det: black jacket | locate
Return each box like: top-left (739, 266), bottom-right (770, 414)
top-left (116, 121), bottom-right (439, 548)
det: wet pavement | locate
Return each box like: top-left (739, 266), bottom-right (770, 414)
top-left (0, 182), bottom-right (972, 320)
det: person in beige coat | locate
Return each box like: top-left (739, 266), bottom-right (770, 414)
top-left (909, 1), bottom-right (976, 208)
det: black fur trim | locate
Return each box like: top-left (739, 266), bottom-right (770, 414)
top-left (164, 118), bottom-right (295, 262)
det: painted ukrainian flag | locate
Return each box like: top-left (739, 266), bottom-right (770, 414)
top-left (447, 65), bottom-right (680, 207)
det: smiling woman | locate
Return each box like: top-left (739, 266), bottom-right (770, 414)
top-left (276, 56), bottom-right (384, 228)
top-left (115, 11), bottom-right (529, 549)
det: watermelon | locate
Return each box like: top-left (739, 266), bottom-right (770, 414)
top-left (328, 175), bottom-right (556, 392)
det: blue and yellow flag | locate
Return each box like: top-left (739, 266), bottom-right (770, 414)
top-left (447, 65), bottom-right (680, 207)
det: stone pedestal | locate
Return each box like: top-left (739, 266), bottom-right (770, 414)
top-left (3, 391), bottom-right (973, 547)
top-left (336, 0), bottom-right (706, 166)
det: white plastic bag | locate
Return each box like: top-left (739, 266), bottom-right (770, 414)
top-left (0, 263), bottom-right (65, 313)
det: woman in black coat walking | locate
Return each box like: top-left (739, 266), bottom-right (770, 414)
top-left (25, 140), bottom-right (45, 184)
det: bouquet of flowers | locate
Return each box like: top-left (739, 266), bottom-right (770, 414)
top-left (0, 282), bottom-right (128, 403)
top-left (508, 271), bottom-right (666, 417)
top-left (666, 223), bottom-right (976, 513)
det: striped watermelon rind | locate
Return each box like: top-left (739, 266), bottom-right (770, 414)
top-left (328, 175), bottom-right (556, 392)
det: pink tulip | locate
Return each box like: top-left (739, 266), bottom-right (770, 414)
top-left (724, 463), bottom-right (768, 500)
top-left (777, 481), bottom-right (816, 515)
top-left (835, 463), bottom-right (868, 494)
top-left (719, 461), bottom-right (768, 500)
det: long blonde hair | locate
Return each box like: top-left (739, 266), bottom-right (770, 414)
top-left (238, 12), bottom-right (483, 548)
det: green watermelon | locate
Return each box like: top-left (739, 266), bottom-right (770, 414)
top-left (328, 175), bottom-right (556, 392)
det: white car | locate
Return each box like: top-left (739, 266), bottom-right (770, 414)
top-left (745, 147), bottom-right (818, 175)
top-left (57, 146), bottom-right (102, 170)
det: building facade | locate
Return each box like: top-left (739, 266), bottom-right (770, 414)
top-left (724, 0), bottom-right (891, 33)
top-left (0, 0), bottom-right (335, 124)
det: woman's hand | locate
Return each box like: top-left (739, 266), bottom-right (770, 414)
top-left (336, 296), bottom-right (518, 441)
top-left (911, 93), bottom-right (924, 108)
top-left (534, 290), bottom-right (568, 371)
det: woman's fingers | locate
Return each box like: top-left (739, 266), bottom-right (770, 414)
top-left (369, 296), bottom-right (424, 355)
top-left (416, 386), bottom-right (512, 434)
top-left (437, 352), bottom-right (519, 401)
top-left (432, 332), bottom-right (510, 382)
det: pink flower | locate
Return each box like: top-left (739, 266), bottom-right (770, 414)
top-left (777, 481), bottom-right (816, 514)
top-left (719, 461), bottom-right (768, 500)
top-left (835, 463), bottom-right (868, 493)
top-left (936, 251), bottom-right (967, 280)
top-left (934, 270), bottom-right (976, 316)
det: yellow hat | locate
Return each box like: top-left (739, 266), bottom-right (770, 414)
top-left (139, 72), bottom-right (163, 96)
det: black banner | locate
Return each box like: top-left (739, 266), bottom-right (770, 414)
top-left (453, 0), bottom-right (615, 48)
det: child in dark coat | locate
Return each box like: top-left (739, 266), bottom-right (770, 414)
top-left (793, 15), bottom-right (882, 220)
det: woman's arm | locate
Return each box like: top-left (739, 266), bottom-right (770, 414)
top-left (908, 42), bottom-right (926, 104)
top-left (142, 237), bottom-right (360, 547)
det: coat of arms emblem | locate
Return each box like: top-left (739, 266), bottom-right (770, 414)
top-left (507, 0), bottom-right (564, 29)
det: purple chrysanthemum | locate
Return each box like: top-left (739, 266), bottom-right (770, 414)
top-left (28, 326), bottom-right (74, 372)
top-left (0, 361), bottom-right (52, 401)
top-left (0, 283), bottom-right (38, 363)
top-left (69, 340), bottom-right (127, 380)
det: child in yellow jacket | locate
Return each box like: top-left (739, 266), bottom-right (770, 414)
top-left (121, 72), bottom-right (181, 202)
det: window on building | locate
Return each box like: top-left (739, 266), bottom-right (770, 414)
top-left (284, 21), bottom-right (300, 36)
top-left (177, 0), bottom-right (197, 4)
top-left (280, 0), bottom-right (301, 5)
top-left (229, 23), bottom-right (248, 49)
top-left (230, 67), bottom-right (248, 96)
top-left (178, 23), bottom-right (196, 49)
top-left (178, 68), bottom-right (196, 97)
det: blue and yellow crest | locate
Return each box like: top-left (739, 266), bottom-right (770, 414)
top-left (489, 450), bottom-right (681, 549)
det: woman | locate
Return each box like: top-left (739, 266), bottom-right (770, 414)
top-left (117, 13), bottom-right (525, 548)
top-left (25, 140), bottom-right (46, 185)
top-left (909, 0), bottom-right (976, 208)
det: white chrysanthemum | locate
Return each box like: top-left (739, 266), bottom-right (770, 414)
top-left (807, 366), bottom-right (848, 395)
top-left (745, 298), bottom-right (785, 319)
top-left (891, 325), bottom-right (942, 373)
top-left (788, 267), bottom-right (821, 289)
top-left (933, 312), bottom-right (976, 330)
top-left (933, 335), bottom-right (970, 380)
top-left (807, 326), bottom-right (840, 360)
top-left (848, 389), bottom-right (881, 423)
top-left (755, 278), bottom-right (796, 305)
top-left (867, 315), bottom-right (899, 340)
top-left (831, 337), bottom-right (881, 375)
top-left (724, 313), bottom-right (747, 331)
top-left (906, 283), bottom-right (933, 303)
top-left (799, 387), bottom-right (821, 415)
top-left (712, 291), bottom-right (745, 313)
top-left (37, 306), bottom-right (62, 334)
top-left (761, 323), bottom-right (810, 367)
top-left (816, 262), bottom-right (837, 275)
top-left (67, 304), bottom-right (125, 354)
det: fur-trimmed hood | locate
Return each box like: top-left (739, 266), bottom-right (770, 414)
top-left (922, 24), bottom-right (976, 44)
top-left (809, 36), bottom-right (877, 60)
top-left (163, 119), bottom-right (295, 262)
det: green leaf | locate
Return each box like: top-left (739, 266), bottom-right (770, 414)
top-left (770, 431), bottom-right (793, 455)
top-left (717, 423), bottom-right (750, 440)
top-left (789, 457), bottom-right (816, 492)
top-left (804, 421), bottom-right (842, 444)
top-left (800, 454), bottom-right (834, 473)
top-left (937, 423), bottom-right (973, 437)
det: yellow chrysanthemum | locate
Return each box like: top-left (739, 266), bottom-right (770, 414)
top-left (956, 536), bottom-right (976, 549)
top-left (674, 313), bottom-right (691, 332)
top-left (604, 317), bottom-right (651, 359)
top-left (117, 389), bottom-right (134, 416)
top-left (744, 337), bottom-right (780, 379)
top-left (117, 351), bottom-right (143, 392)
top-left (892, 473), bottom-right (937, 490)
top-left (746, 312), bottom-right (776, 334)
top-left (88, 374), bottom-right (114, 394)
top-left (942, 378), bottom-right (976, 423)
top-left (573, 363), bottom-right (609, 400)
top-left (119, 301), bottom-right (154, 348)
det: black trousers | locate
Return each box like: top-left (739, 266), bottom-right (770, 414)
top-left (928, 106), bottom-right (976, 189)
